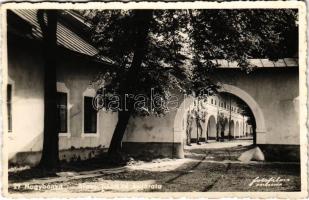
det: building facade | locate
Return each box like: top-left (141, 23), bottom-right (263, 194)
top-left (183, 94), bottom-right (252, 144)
top-left (7, 10), bottom-right (119, 165)
top-left (6, 9), bottom-right (300, 166)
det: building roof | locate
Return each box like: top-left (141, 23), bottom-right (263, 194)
top-left (212, 58), bottom-right (298, 68)
top-left (11, 9), bottom-right (115, 65)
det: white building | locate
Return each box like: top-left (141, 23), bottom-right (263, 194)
top-left (183, 93), bottom-right (252, 143)
top-left (5, 9), bottom-right (300, 165)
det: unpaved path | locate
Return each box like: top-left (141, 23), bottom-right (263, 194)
top-left (8, 143), bottom-right (300, 193)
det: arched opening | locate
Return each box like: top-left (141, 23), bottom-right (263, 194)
top-left (218, 91), bottom-right (256, 144)
top-left (173, 84), bottom-right (265, 154)
top-left (224, 122), bottom-right (229, 137)
top-left (230, 120), bottom-right (235, 138)
top-left (219, 84), bottom-right (265, 144)
top-left (206, 115), bottom-right (216, 139)
top-left (235, 121), bottom-right (240, 138)
top-left (239, 121), bottom-right (244, 138)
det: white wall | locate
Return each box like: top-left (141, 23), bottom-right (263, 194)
top-left (7, 40), bottom-right (118, 160)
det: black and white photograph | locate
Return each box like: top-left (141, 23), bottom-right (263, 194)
top-left (1, 1), bottom-right (307, 198)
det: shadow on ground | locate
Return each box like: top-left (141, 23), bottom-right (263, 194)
top-left (8, 143), bottom-right (301, 193)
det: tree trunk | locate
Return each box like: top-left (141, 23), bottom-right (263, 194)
top-left (37, 10), bottom-right (59, 169)
top-left (107, 10), bottom-right (153, 162)
top-left (107, 111), bottom-right (131, 162)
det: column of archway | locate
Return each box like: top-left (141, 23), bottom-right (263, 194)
top-left (235, 121), bottom-right (239, 139)
top-left (240, 120), bottom-right (243, 138)
top-left (243, 121), bottom-right (245, 136)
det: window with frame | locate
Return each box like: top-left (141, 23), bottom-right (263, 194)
top-left (84, 96), bottom-right (97, 133)
top-left (7, 84), bottom-right (12, 132)
top-left (57, 92), bottom-right (68, 133)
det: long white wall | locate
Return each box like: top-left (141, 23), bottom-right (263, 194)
top-left (209, 69), bottom-right (299, 145)
top-left (7, 37), bottom-right (300, 164)
top-left (7, 40), bottom-right (118, 160)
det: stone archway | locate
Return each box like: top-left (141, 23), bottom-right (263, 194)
top-left (173, 83), bottom-right (266, 152)
top-left (173, 96), bottom-right (194, 147)
top-left (206, 115), bottom-right (217, 139)
top-left (219, 84), bottom-right (266, 143)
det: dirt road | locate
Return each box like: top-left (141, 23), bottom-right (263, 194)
top-left (8, 141), bottom-right (300, 193)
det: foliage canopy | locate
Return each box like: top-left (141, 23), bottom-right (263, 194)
top-left (82, 9), bottom-right (298, 117)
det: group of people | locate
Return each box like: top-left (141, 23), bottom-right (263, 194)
top-left (185, 103), bottom-right (207, 146)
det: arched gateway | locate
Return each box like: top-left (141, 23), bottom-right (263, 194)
top-left (206, 115), bottom-right (217, 139)
top-left (173, 83), bottom-right (266, 150)
top-left (124, 63), bottom-right (298, 162)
